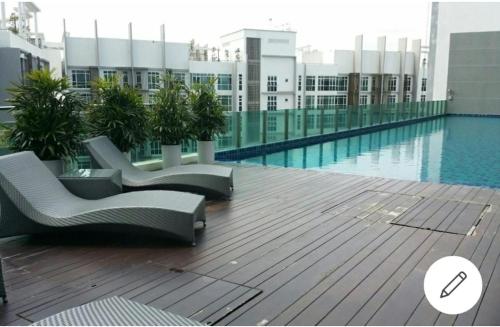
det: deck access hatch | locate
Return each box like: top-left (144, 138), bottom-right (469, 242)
top-left (389, 198), bottom-right (490, 236)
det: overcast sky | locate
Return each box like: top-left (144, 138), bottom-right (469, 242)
top-left (5, 0), bottom-right (432, 62)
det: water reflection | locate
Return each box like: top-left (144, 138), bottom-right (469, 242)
top-left (241, 117), bottom-right (500, 188)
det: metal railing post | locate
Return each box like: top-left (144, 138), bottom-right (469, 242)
top-left (320, 107), bottom-right (325, 134)
top-left (236, 111), bottom-right (241, 148)
top-left (334, 108), bottom-right (339, 132)
top-left (262, 110), bottom-right (267, 144)
top-left (303, 108), bottom-right (308, 137)
top-left (284, 109), bottom-right (289, 140)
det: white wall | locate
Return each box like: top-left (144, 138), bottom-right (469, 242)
top-left (362, 51), bottom-right (380, 74)
top-left (66, 37), bottom-right (97, 67)
top-left (383, 52), bottom-right (400, 74)
top-left (334, 50), bottom-right (354, 74)
top-left (260, 56), bottom-right (295, 93)
top-left (428, 2), bottom-right (500, 100)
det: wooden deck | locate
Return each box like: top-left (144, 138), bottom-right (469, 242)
top-left (1, 165), bottom-right (499, 325)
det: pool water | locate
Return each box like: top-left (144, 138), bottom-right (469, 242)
top-left (240, 116), bottom-right (500, 188)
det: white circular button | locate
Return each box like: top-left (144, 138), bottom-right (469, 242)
top-left (424, 256), bottom-right (482, 315)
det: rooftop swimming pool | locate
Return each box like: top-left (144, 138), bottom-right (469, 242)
top-left (238, 116), bottom-right (500, 189)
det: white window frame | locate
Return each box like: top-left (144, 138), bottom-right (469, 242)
top-left (361, 76), bottom-right (369, 92)
top-left (71, 70), bottom-right (90, 89)
top-left (148, 71), bottom-right (161, 90)
top-left (306, 76), bottom-right (315, 91)
top-left (359, 94), bottom-right (368, 105)
top-left (421, 78), bottom-right (427, 92)
top-left (388, 76), bottom-right (398, 92)
top-left (267, 95), bottom-right (277, 111)
top-left (318, 76), bottom-right (336, 91)
top-left (218, 95), bottom-right (232, 112)
top-left (305, 95), bottom-right (315, 108)
top-left (267, 76), bottom-right (277, 92)
top-left (387, 94), bottom-right (397, 104)
top-left (103, 70), bottom-right (117, 81)
top-left (218, 74), bottom-right (232, 90)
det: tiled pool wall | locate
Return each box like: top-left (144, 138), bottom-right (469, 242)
top-left (216, 114), bottom-right (446, 161)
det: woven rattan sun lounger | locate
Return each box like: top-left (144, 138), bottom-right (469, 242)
top-left (0, 152), bottom-right (205, 245)
top-left (83, 136), bottom-right (233, 199)
top-left (31, 296), bottom-right (203, 326)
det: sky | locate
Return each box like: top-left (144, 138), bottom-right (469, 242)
top-left (4, 0), bottom-right (432, 62)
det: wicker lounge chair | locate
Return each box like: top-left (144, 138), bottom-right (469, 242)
top-left (83, 136), bottom-right (233, 199)
top-left (31, 296), bottom-right (203, 326)
top-left (0, 152), bottom-right (205, 245)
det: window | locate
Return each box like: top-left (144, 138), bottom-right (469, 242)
top-left (359, 95), bottom-right (368, 105)
top-left (218, 95), bottom-right (232, 111)
top-left (297, 95), bottom-right (301, 109)
top-left (421, 78), bottom-right (427, 92)
top-left (191, 73), bottom-right (213, 85)
top-left (420, 95), bottom-right (426, 102)
top-left (335, 95), bottom-right (347, 106)
top-left (135, 72), bottom-right (142, 89)
top-left (238, 74), bottom-right (243, 91)
top-left (388, 76), bottom-right (398, 92)
top-left (318, 76), bottom-right (336, 91)
top-left (361, 76), bottom-right (369, 92)
top-left (103, 70), bottom-right (116, 81)
top-left (148, 72), bottom-right (161, 90)
top-left (267, 96), bottom-right (277, 111)
top-left (172, 71), bottom-right (186, 83)
top-left (387, 95), bottom-right (397, 104)
top-left (238, 95), bottom-right (243, 111)
top-left (307, 114), bottom-right (315, 129)
top-left (267, 116), bottom-right (277, 131)
top-left (71, 70), bottom-right (90, 88)
top-left (218, 74), bottom-right (232, 90)
top-left (337, 76), bottom-right (348, 91)
top-left (404, 76), bottom-right (412, 92)
top-left (298, 75), bottom-right (302, 91)
top-left (306, 76), bottom-right (315, 91)
top-left (317, 96), bottom-right (335, 109)
top-left (305, 95), bottom-right (315, 108)
top-left (78, 92), bottom-right (92, 103)
top-left (267, 76), bottom-right (277, 92)
top-left (404, 94), bottom-right (411, 103)
top-left (122, 71), bottom-right (129, 86)
top-left (150, 141), bottom-right (161, 156)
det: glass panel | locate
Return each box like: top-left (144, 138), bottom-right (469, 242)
top-left (350, 106), bottom-right (360, 129)
top-left (306, 108), bottom-right (322, 137)
top-left (288, 109), bottom-right (305, 140)
top-left (215, 113), bottom-right (236, 151)
top-left (323, 108), bottom-right (336, 134)
top-left (266, 110), bottom-right (286, 143)
top-left (240, 111), bottom-right (262, 148)
top-left (337, 107), bottom-right (348, 131)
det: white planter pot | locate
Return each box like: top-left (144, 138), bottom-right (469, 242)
top-left (43, 159), bottom-right (63, 176)
top-left (197, 140), bottom-right (215, 164)
top-left (122, 151), bottom-right (131, 162)
top-left (162, 144), bottom-right (182, 168)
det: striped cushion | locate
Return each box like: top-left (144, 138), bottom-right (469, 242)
top-left (32, 296), bottom-right (203, 326)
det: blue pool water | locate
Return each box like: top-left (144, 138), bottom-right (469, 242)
top-left (240, 116), bottom-right (500, 188)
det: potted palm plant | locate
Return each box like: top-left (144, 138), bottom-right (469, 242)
top-left (86, 76), bottom-right (148, 160)
top-left (189, 79), bottom-right (226, 164)
top-left (7, 69), bottom-right (85, 175)
top-left (150, 74), bottom-right (192, 168)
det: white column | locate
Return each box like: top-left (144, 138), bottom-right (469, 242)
top-left (1, 2), bottom-right (6, 29)
top-left (34, 11), bottom-right (38, 34)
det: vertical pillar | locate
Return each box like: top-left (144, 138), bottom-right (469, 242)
top-left (129, 23), bottom-right (135, 88)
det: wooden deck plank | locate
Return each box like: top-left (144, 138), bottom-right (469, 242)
top-left (0, 166), bottom-right (498, 326)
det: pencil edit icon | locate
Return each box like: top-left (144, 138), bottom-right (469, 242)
top-left (441, 271), bottom-right (467, 298)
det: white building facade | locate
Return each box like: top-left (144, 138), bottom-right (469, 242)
top-left (0, 2), bottom-right (62, 106)
top-left (64, 25), bottom-right (427, 112)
